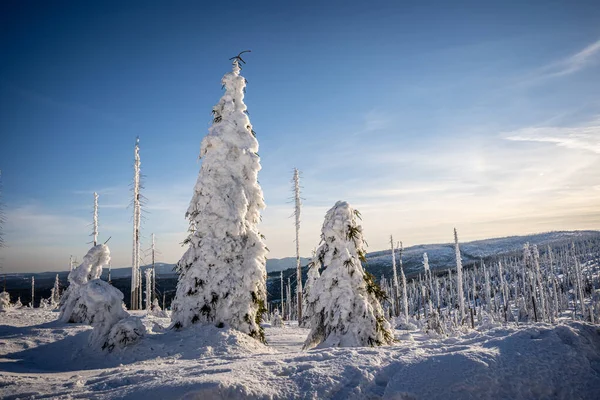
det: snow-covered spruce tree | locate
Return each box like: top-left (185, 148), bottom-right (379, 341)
top-left (304, 201), bottom-right (393, 349)
top-left (171, 53), bottom-right (268, 342)
top-left (59, 244), bottom-right (111, 323)
top-left (82, 279), bottom-right (145, 351)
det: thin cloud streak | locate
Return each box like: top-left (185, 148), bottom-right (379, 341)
top-left (533, 38), bottom-right (600, 81)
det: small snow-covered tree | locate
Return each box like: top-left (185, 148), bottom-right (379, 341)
top-left (271, 309), bottom-right (284, 327)
top-left (171, 53), bottom-right (268, 342)
top-left (50, 274), bottom-right (61, 308)
top-left (145, 268), bottom-right (152, 312)
top-left (0, 290), bottom-right (11, 311)
top-left (82, 279), bottom-right (145, 351)
top-left (304, 201), bottom-right (393, 349)
top-left (59, 244), bottom-right (111, 323)
top-left (14, 296), bottom-right (22, 308)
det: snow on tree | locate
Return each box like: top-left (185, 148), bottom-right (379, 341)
top-left (454, 228), bottom-right (466, 323)
top-left (301, 253), bottom-right (320, 327)
top-left (82, 279), bottom-right (145, 351)
top-left (92, 192), bottom-right (99, 246)
top-left (399, 242), bottom-right (409, 322)
top-left (39, 298), bottom-right (50, 309)
top-left (170, 52), bottom-right (268, 342)
top-left (50, 274), bottom-right (61, 308)
top-left (130, 137), bottom-right (144, 310)
top-left (103, 316), bottom-right (146, 352)
top-left (304, 201), bottom-right (393, 349)
top-left (0, 170), bottom-right (4, 255)
top-left (292, 168), bottom-right (303, 322)
top-left (390, 236), bottom-right (400, 316)
top-left (0, 290), bottom-right (11, 311)
top-left (531, 245), bottom-right (547, 322)
top-left (271, 309), bottom-right (284, 327)
top-left (145, 267), bottom-right (152, 312)
top-left (150, 297), bottom-right (168, 318)
top-left (30, 276), bottom-right (35, 308)
top-left (59, 244), bottom-right (111, 323)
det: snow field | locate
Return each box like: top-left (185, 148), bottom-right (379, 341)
top-left (2, 308), bottom-right (600, 399)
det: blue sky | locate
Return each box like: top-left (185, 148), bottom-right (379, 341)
top-left (1, 0), bottom-right (599, 272)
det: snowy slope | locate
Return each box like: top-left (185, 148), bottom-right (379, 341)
top-left (365, 230), bottom-right (600, 278)
top-left (1, 308), bottom-right (599, 399)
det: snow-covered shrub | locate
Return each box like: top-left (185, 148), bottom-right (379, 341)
top-left (271, 309), bottom-right (284, 327)
top-left (171, 57), bottom-right (267, 342)
top-left (39, 298), bottom-right (50, 309)
top-left (425, 309), bottom-right (446, 337)
top-left (82, 279), bottom-right (129, 348)
top-left (0, 291), bottom-right (11, 311)
top-left (394, 316), bottom-right (418, 331)
top-left (50, 274), bottom-right (61, 308)
top-left (80, 279), bottom-right (145, 351)
top-left (103, 316), bottom-right (146, 352)
top-left (59, 244), bottom-right (111, 323)
top-left (150, 298), bottom-right (168, 318)
top-left (304, 201), bottom-right (394, 349)
top-left (14, 297), bottom-right (22, 309)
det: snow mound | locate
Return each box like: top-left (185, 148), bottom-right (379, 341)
top-left (383, 323), bottom-right (600, 399)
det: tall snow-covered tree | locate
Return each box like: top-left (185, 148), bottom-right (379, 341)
top-left (0, 170), bottom-right (5, 284)
top-left (390, 236), bottom-right (400, 316)
top-left (292, 168), bottom-right (303, 322)
top-left (0, 170), bottom-right (4, 252)
top-left (304, 201), bottom-right (393, 349)
top-left (171, 53), bottom-right (268, 342)
top-left (92, 192), bottom-right (99, 246)
top-left (454, 228), bottom-right (465, 322)
top-left (131, 137), bottom-right (143, 310)
top-left (31, 276), bottom-right (35, 308)
top-left (399, 242), bottom-right (409, 321)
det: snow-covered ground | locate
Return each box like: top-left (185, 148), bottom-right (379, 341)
top-left (1, 308), bottom-right (600, 399)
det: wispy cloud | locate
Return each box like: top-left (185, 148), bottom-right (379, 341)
top-left (504, 119), bottom-right (600, 154)
top-left (536, 38), bottom-right (600, 79)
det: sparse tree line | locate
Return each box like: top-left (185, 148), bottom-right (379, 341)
top-left (377, 232), bottom-right (600, 336)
